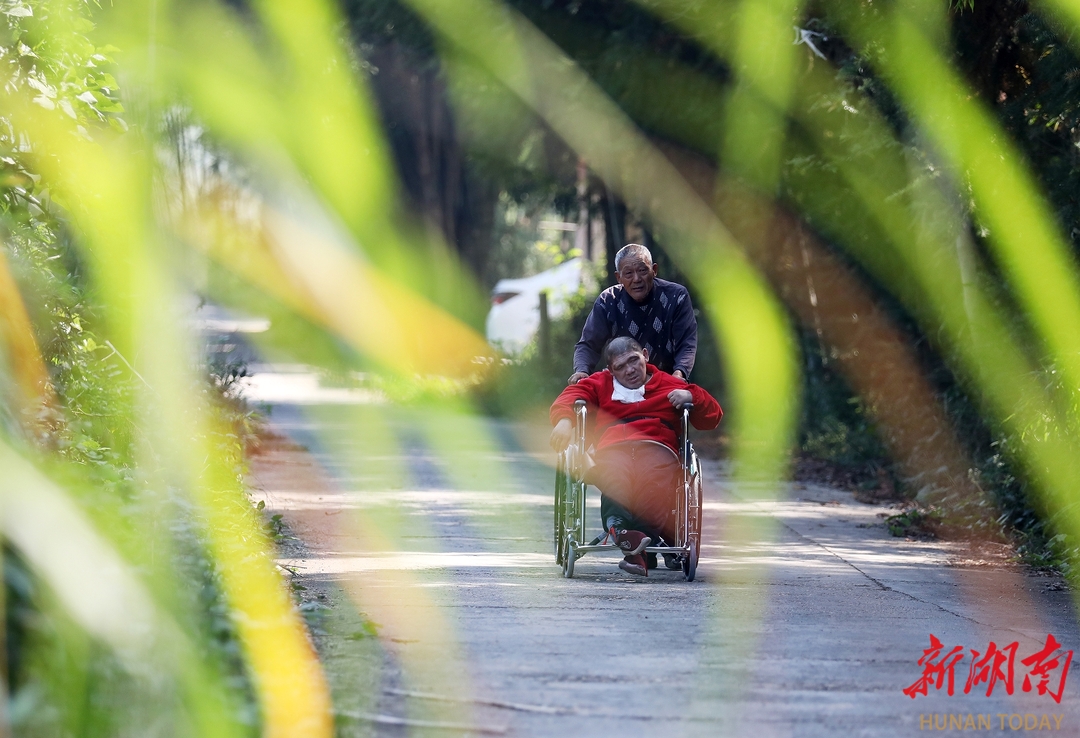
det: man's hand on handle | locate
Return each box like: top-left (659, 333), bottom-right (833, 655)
top-left (667, 389), bottom-right (693, 408)
top-left (550, 418), bottom-right (573, 451)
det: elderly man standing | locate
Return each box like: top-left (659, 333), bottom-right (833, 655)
top-left (551, 337), bottom-right (722, 576)
top-left (568, 243), bottom-right (698, 384)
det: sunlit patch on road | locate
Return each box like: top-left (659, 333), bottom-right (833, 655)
top-left (252, 488), bottom-right (552, 511)
top-left (279, 552), bottom-right (552, 572)
top-left (239, 364), bottom-right (386, 405)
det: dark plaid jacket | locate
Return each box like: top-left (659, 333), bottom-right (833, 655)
top-left (573, 278), bottom-right (697, 378)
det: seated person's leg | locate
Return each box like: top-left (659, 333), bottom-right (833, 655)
top-left (639, 453), bottom-right (688, 570)
top-left (633, 447), bottom-right (684, 571)
top-left (590, 442), bottom-right (682, 576)
top-left (588, 447), bottom-right (652, 575)
top-left (588, 448), bottom-right (637, 536)
top-left (602, 495), bottom-right (668, 572)
top-left (626, 444), bottom-right (683, 547)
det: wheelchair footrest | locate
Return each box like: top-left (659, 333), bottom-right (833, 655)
top-left (574, 543), bottom-right (619, 553)
top-left (573, 544), bottom-right (690, 554)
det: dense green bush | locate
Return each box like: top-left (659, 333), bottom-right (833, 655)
top-left (0, 3), bottom-right (263, 731)
top-left (3, 230), bottom-right (262, 735)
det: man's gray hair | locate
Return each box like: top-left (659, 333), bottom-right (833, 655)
top-left (604, 336), bottom-right (644, 366)
top-left (614, 243), bottom-right (653, 272)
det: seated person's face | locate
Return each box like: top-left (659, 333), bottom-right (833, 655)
top-left (609, 349), bottom-right (648, 389)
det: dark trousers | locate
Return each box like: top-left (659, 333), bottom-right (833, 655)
top-left (585, 441), bottom-right (681, 545)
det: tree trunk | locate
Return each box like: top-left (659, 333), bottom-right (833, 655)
top-left (601, 184), bottom-right (625, 278)
top-left (367, 41), bottom-right (499, 284)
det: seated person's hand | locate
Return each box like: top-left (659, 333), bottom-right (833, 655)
top-left (567, 372), bottom-right (589, 385)
top-left (550, 418), bottom-right (573, 451)
top-left (667, 389), bottom-right (693, 408)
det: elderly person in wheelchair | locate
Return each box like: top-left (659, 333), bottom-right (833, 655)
top-left (550, 336), bottom-right (722, 576)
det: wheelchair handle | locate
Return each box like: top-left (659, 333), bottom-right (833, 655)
top-left (679, 403), bottom-right (693, 466)
top-left (574, 399), bottom-right (587, 408)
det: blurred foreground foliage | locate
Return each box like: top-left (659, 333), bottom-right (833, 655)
top-left (8, 0), bottom-right (1080, 733)
top-left (0, 2), bottom-right (267, 734)
top-left (2, 194), bottom-right (262, 735)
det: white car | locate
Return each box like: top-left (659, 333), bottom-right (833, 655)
top-left (485, 258), bottom-right (583, 355)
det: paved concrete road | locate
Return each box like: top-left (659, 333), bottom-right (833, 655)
top-left (249, 399), bottom-right (1080, 737)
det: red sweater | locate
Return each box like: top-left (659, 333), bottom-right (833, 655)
top-left (550, 365), bottom-right (722, 453)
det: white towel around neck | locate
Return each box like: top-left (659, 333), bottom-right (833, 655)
top-left (612, 378), bottom-right (646, 404)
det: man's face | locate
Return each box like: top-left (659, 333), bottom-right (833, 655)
top-left (616, 256), bottom-right (658, 304)
top-left (610, 349), bottom-right (648, 389)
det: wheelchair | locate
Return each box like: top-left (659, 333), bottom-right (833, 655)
top-left (554, 399), bottom-right (703, 581)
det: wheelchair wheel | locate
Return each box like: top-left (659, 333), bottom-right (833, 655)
top-left (569, 476), bottom-right (586, 556)
top-left (683, 463), bottom-right (702, 582)
top-left (554, 454), bottom-right (568, 565)
top-left (562, 541), bottom-right (576, 578)
top-left (683, 537), bottom-right (699, 581)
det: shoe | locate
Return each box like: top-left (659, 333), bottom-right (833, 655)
top-left (618, 553), bottom-right (648, 576)
top-left (663, 553), bottom-right (683, 570)
top-left (614, 529), bottom-right (651, 556)
top-left (604, 516), bottom-right (626, 532)
top-left (645, 552), bottom-right (658, 570)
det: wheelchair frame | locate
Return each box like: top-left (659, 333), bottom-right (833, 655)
top-left (554, 399), bottom-right (702, 581)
